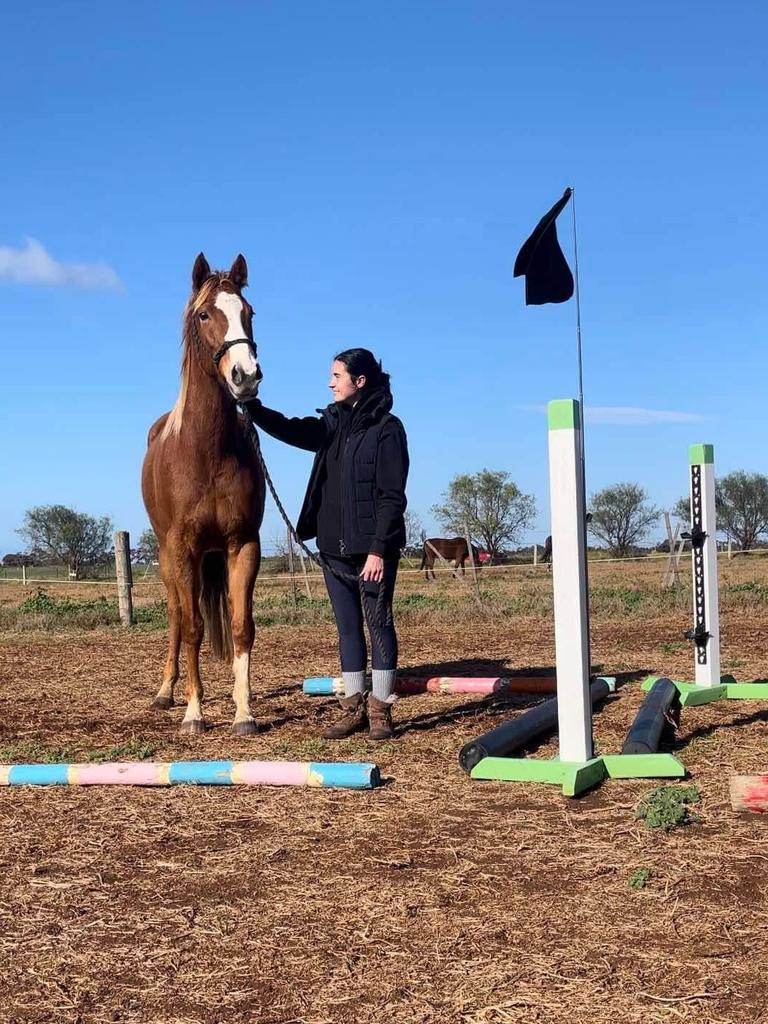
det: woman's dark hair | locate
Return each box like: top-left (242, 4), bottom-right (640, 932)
top-left (333, 348), bottom-right (391, 392)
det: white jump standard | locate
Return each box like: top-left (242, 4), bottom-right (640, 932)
top-left (643, 443), bottom-right (768, 705)
top-left (469, 399), bottom-right (684, 795)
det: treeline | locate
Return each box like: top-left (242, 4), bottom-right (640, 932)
top-left (5, 469), bottom-right (768, 573)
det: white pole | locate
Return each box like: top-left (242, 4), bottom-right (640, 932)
top-left (548, 399), bottom-right (593, 763)
top-left (22, 564), bottom-right (27, 586)
top-left (689, 445), bottom-right (720, 687)
top-left (533, 543), bottom-right (538, 567)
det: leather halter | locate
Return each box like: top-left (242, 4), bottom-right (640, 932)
top-left (212, 336), bottom-right (257, 367)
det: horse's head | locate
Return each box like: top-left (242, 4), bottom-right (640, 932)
top-left (187, 252), bottom-right (262, 402)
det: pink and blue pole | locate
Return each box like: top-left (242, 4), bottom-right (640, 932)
top-left (303, 675), bottom-right (562, 696)
top-left (0, 760), bottom-right (380, 789)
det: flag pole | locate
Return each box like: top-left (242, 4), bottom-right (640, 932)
top-left (569, 186), bottom-right (584, 421)
top-left (569, 185), bottom-right (592, 677)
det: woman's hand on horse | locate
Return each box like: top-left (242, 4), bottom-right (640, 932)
top-left (360, 553), bottom-right (385, 582)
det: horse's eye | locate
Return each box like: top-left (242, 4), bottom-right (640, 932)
top-left (199, 311), bottom-right (209, 322)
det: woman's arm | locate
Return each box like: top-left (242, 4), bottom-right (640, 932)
top-left (244, 399), bottom-right (329, 453)
top-left (369, 420), bottom-right (410, 557)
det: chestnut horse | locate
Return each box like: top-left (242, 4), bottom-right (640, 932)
top-left (420, 537), bottom-right (481, 580)
top-left (141, 254), bottom-right (265, 735)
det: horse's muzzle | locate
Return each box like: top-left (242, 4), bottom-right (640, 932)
top-left (229, 362), bottom-right (262, 401)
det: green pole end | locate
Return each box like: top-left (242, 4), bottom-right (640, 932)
top-left (547, 399), bottom-right (580, 432)
top-left (689, 443), bottom-right (714, 466)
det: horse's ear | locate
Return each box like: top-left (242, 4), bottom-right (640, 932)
top-left (192, 252), bottom-right (211, 292)
top-left (229, 254), bottom-right (248, 289)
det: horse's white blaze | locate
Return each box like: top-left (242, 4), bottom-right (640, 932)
top-left (215, 291), bottom-right (247, 341)
top-left (232, 651), bottom-right (253, 721)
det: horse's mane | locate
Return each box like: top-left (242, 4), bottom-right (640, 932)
top-left (161, 274), bottom-right (236, 440)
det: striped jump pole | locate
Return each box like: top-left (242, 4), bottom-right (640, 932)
top-left (470, 400), bottom-right (684, 795)
top-left (303, 675), bottom-right (559, 697)
top-left (0, 760), bottom-right (380, 789)
top-left (642, 444), bottom-right (768, 704)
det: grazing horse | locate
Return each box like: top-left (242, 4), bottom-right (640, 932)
top-left (540, 535), bottom-right (553, 565)
top-left (141, 253), bottom-right (265, 735)
top-left (420, 537), bottom-right (481, 580)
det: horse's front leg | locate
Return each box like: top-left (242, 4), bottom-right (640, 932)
top-left (228, 540), bottom-right (260, 736)
top-left (175, 546), bottom-right (206, 734)
top-left (153, 547), bottom-right (181, 710)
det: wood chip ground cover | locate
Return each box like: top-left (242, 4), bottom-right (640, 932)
top-left (1, 563), bottom-right (767, 1022)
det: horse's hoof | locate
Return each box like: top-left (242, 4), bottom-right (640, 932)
top-left (152, 696), bottom-right (174, 711)
top-left (180, 719), bottom-right (206, 735)
top-left (231, 719), bottom-right (259, 737)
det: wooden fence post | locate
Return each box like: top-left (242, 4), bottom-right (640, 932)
top-left (114, 531), bottom-right (134, 626)
top-left (297, 547), bottom-right (312, 599)
top-left (287, 527), bottom-right (298, 611)
top-left (463, 522), bottom-right (482, 606)
top-left (22, 564), bottom-right (27, 586)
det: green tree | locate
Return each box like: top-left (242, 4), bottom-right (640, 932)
top-left (136, 527), bottom-right (160, 564)
top-left (674, 471), bottom-right (768, 551)
top-left (403, 509), bottom-right (424, 553)
top-left (588, 483), bottom-right (660, 557)
top-left (17, 505), bottom-right (113, 579)
top-left (431, 469), bottom-right (536, 563)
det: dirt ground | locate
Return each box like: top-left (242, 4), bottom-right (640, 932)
top-left (1, 561), bottom-right (768, 1024)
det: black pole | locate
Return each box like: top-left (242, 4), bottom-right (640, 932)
top-left (621, 677), bottom-right (680, 754)
top-left (459, 677), bottom-right (612, 774)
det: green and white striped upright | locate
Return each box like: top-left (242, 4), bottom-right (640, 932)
top-left (548, 399), bottom-right (594, 763)
top-left (688, 444), bottom-right (721, 688)
top-left (470, 396), bottom-right (686, 793)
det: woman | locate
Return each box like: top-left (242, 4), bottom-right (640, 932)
top-left (246, 348), bottom-right (409, 740)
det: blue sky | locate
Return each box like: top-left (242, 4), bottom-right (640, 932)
top-left (2, 1), bottom-right (767, 556)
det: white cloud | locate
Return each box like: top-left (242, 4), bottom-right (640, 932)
top-left (0, 238), bottom-right (121, 289)
top-left (517, 404), bottom-right (704, 426)
top-left (585, 406), bottom-right (704, 425)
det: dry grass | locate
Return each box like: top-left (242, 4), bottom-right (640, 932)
top-left (1, 559), bottom-right (768, 1022)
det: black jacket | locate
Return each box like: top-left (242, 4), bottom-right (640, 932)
top-left (246, 386), bottom-right (409, 557)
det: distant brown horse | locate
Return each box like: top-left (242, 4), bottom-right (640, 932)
top-left (141, 253), bottom-right (265, 735)
top-left (420, 537), bottom-right (481, 580)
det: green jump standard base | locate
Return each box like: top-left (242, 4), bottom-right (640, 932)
top-left (642, 675), bottom-right (768, 706)
top-left (470, 752), bottom-right (685, 797)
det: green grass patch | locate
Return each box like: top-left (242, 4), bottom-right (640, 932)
top-left (133, 601), bottom-right (168, 628)
top-left (627, 867), bottom-right (653, 890)
top-left (635, 784), bottom-right (701, 831)
top-left (395, 592), bottom-right (452, 612)
top-left (0, 736), bottom-right (159, 765)
top-left (271, 737), bottom-right (328, 760)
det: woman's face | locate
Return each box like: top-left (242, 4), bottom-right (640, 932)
top-left (329, 360), bottom-right (365, 404)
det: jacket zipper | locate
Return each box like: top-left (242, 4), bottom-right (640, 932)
top-left (339, 434), bottom-right (350, 556)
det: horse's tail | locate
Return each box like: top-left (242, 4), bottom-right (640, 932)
top-left (419, 546), bottom-right (427, 571)
top-left (200, 551), bottom-right (233, 663)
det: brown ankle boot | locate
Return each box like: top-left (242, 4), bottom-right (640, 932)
top-left (322, 693), bottom-right (368, 740)
top-left (367, 695), bottom-right (395, 740)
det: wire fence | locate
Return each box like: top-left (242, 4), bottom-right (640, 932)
top-left (2, 546), bottom-right (767, 588)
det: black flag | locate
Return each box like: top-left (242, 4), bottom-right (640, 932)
top-left (514, 188), bottom-right (574, 305)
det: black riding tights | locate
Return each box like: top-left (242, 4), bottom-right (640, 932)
top-left (321, 553), bottom-right (399, 671)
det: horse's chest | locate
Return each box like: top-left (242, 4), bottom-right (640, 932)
top-left (189, 460), bottom-right (261, 531)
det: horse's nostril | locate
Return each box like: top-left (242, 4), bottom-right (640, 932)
top-left (231, 365), bottom-right (243, 387)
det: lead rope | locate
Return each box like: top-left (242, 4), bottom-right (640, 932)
top-left (239, 404), bottom-right (393, 669)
